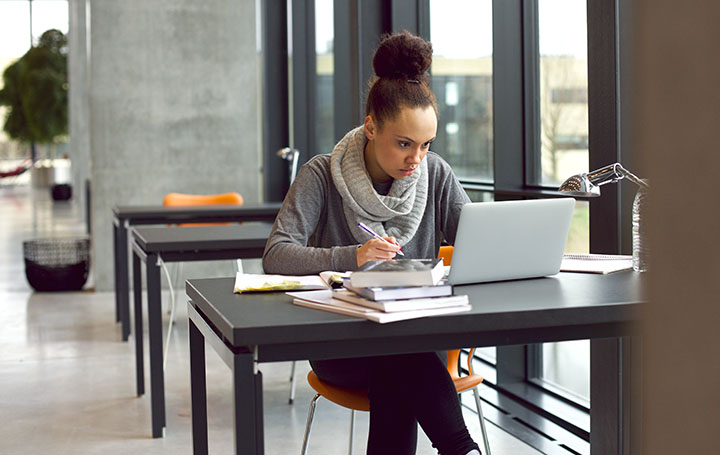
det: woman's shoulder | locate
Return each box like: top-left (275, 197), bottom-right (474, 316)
top-left (425, 151), bottom-right (454, 175)
top-left (297, 154), bottom-right (332, 180)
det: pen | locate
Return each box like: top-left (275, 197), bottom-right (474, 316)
top-left (357, 222), bottom-right (405, 256)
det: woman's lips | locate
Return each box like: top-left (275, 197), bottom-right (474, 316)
top-left (400, 168), bottom-right (416, 177)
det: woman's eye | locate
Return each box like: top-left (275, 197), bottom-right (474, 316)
top-left (422, 141), bottom-right (432, 148)
top-left (399, 141), bottom-right (410, 148)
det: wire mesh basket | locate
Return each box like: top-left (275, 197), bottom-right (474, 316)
top-left (23, 238), bottom-right (90, 291)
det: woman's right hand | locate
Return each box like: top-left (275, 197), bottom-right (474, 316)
top-left (356, 237), bottom-right (401, 267)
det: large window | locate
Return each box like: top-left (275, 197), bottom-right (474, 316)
top-left (270, 2), bottom-right (624, 450)
top-left (429, 0), bottom-right (493, 182)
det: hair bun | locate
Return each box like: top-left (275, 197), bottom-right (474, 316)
top-left (373, 30), bottom-right (433, 80)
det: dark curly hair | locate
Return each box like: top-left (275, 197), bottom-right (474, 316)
top-left (365, 30), bottom-right (438, 128)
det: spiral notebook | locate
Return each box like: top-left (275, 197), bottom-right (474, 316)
top-left (560, 254), bottom-right (633, 274)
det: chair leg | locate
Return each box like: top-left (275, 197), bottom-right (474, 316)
top-left (472, 388), bottom-right (491, 455)
top-left (289, 361), bottom-right (297, 404)
top-left (301, 394), bottom-right (321, 455)
top-left (348, 409), bottom-right (355, 455)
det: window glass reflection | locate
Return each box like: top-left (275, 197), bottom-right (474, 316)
top-left (430, 0), bottom-right (493, 182)
top-left (539, 0), bottom-right (588, 186)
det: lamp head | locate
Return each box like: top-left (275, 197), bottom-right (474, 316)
top-left (558, 173), bottom-right (601, 197)
top-left (558, 163), bottom-right (635, 197)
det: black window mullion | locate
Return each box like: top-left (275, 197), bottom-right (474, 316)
top-left (262, 1), bottom-right (290, 202)
top-left (587, 0), bottom-right (621, 254)
top-left (290, 0), bottom-right (316, 164)
top-left (522, 0), bottom-right (542, 186)
top-left (492, 0), bottom-right (525, 196)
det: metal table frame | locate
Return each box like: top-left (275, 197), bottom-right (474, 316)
top-left (112, 203), bottom-right (281, 341)
top-left (130, 223), bottom-right (273, 438)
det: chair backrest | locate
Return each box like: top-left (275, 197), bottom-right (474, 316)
top-left (438, 245), bottom-right (454, 266)
top-left (163, 192), bottom-right (243, 226)
top-left (439, 246), bottom-right (460, 378)
top-left (163, 192), bottom-right (243, 206)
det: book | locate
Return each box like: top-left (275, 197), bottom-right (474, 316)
top-left (332, 289), bottom-right (468, 313)
top-left (349, 258), bottom-right (445, 288)
top-left (287, 290), bottom-right (471, 324)
top-left (560, 254), bottom-right (633, 274)
top-left (233, 271), bottom-right (350, 293)
top-left (342, 281), bottom-right (454, 301)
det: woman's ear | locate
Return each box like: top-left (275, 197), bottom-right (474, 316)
top-left (364, 115), bottom-right (376, 140)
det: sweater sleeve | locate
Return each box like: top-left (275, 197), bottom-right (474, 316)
top-left (262, 158), bottom-right (359, 274)
top-left (435, 156), bottom-right (471, 246)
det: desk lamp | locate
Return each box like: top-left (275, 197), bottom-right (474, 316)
top-left (558, 163), bottom-right (650, 271)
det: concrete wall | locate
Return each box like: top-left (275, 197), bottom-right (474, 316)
top-left (73, 0), bottom-right (262, 290)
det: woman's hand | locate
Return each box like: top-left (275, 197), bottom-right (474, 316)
top-left (356, 237), bottom-right (401, 267)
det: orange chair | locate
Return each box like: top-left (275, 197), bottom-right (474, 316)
top-left (300, 246), bottom-right (490, 455)
top-left (163, 192), bottom-right (244, 226)
top-left (438, 245), bottom-right (454, 266)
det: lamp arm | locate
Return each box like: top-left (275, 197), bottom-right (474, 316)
top-left (588, 163), bottom-right (649, 189)
top-left (615, 165), bottom-right (650, 189)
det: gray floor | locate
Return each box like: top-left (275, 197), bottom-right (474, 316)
top-left (0, 184), bottom-right (543, 454)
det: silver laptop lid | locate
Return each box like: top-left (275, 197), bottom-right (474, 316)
top-left (448, 198), bottom-right (575, 285)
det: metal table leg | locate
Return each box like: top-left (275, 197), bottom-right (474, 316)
top-left (189, 316), bottom-right (209, 455)
top-left (119, 221), bottom-right (131, 341)
top-left (232, 350), bottom-right (263, 455)
top-left (146, 252), bottom-right (166, 438)
top-left (133, 250), bottom-right (144, 396)
top-left (113, 220), bottom-right (120, 322)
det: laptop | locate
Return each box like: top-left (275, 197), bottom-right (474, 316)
top-left (447, 198), bottom-right (575, 285)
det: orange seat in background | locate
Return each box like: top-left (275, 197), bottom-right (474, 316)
top-left (163, 192), bottom-right (243, 227)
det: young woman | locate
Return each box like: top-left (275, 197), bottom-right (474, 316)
top-left (263, 31), bottom-right (481, 455)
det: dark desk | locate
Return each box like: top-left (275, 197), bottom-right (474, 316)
top-left (186, 271), bottom-right (644, 455)
top-left (131, 223), bottom-right (273, 438)
top-left (113, 203), bottom-right (281, 341)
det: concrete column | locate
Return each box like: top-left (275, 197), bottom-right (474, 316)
top-left (82, 0), bottom-right (261, 290)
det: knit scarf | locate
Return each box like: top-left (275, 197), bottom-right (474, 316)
top-left (330, 126), bottom-right (428, 246)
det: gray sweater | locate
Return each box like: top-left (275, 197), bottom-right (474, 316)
top-left (262, 151), bottom-right (470, 275)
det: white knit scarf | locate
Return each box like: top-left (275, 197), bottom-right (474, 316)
top-left (330, 126), bottom-right (428, 246)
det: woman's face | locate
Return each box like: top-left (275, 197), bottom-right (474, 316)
top-left (363, 105), bottom-right (437, 183)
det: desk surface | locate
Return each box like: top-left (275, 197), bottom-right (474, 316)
top-left (186, 271), bottom-right (644, 362)
top-left (132, 223), bottom-right (273, 253)
top-left (113, 202), bottom-right (282, 223)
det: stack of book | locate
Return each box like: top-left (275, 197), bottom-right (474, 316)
top-left (289, 259), bottom-right (471, 323)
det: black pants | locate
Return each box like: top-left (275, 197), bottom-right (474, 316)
top-left (310, 352), bottom-right (480, 455)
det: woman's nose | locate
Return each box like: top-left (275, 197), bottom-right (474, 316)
top-left (407, 147), bottom-right (423, 164)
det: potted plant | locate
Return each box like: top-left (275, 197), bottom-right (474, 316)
top-left (0, 29), bottom-right (68, 189)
